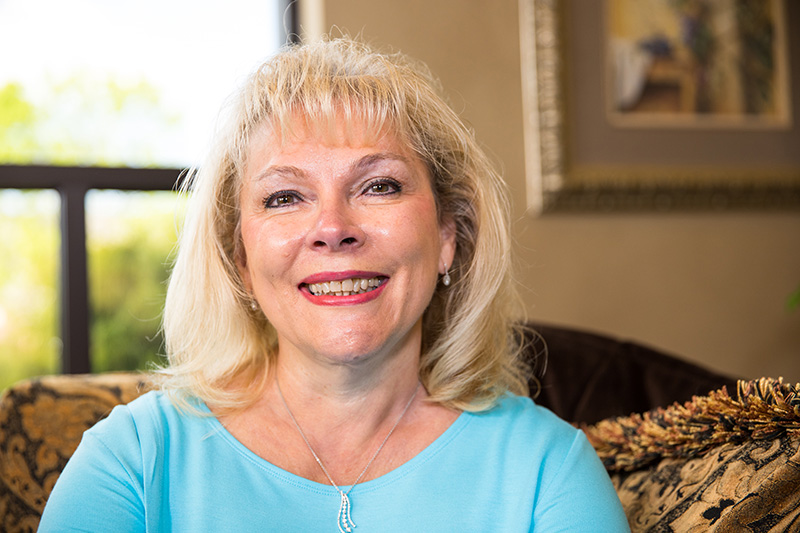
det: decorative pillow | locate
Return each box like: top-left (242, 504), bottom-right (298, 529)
top-left (584, 378), bottom-right (800, 532)
top-left (0, 373), bottom-right (150, 533)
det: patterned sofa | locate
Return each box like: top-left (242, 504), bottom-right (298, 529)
top-left (1, 323), bottom-right (798, 532)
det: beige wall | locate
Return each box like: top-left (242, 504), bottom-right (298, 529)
top-left (307, 0), bottom-right (800, 381)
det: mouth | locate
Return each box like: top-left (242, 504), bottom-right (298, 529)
top-left (303, 276), bottom-right (388, 297)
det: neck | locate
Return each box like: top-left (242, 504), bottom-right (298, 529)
top-left (266, 371), bottom-right (423, 488)
top-left (272, 317), bottom-right (423, 414)
top-left (272, 354), bottom-right (422, 438)
top-left (263, 326), bottom-right (424, 466)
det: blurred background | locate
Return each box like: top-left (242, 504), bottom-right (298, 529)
top-left (2, 0), bottom-right (798, 391)
top-left (0, 0), bottom-right (286, 389)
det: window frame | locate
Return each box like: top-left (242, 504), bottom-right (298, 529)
top-left (1, 165), bottom-right (183, 373)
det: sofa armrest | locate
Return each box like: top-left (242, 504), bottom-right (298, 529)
top-left (0, 372), bottom-right (151, 533)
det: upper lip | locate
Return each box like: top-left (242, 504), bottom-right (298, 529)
top-left (300, 270), bottom-right (387, 285)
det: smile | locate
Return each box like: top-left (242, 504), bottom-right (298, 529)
top-left (306, 277), bottom-right (386, 296)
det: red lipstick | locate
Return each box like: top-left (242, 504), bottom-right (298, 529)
top-left (299, 271), bottom-right (388, 306)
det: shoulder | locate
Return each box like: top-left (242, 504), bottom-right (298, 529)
top-left (465, 394), bottom-right (605, 484)
top-left (470, 395), bottom-right (629, 529)
top-left (454, 394), bottom-right (594, 480)
top-left (470, 393), bottom-right (581, 447)
top-left (86, 390), bottom-right (197, 449)
top-left (37, 394), bottom-right (182, 530)
top-left (69, 391), bottom-right (211, 496)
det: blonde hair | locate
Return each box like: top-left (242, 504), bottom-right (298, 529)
top-left (160, 38), bottom-right (529, 412)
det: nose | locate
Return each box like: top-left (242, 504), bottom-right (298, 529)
top-left (306, 201), bottom-right (366, 251)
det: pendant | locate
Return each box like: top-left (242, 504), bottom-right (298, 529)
top-left (337, 491), bottom-right (356, 533)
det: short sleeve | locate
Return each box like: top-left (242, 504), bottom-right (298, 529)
top-left (38, 405), bottom-right (146, 532)
top-left (532, 429), bottom-right (630, 532)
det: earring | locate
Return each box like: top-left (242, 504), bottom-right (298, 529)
top-left (442, 264), bottom-right (451, 287)
top-left (250, 299), bottom-right (259, 311)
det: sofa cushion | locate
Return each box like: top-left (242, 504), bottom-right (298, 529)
top-left (0, 373), bottom-right (150, 533)
top-left (584, 378), bottom-right (800, 531)
top-left (525, 322), bottom-right (739, 424)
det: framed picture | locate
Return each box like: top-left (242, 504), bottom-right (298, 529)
top-left (520, 0), bottom-right (800, 213)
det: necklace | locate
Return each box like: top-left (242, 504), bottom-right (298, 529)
top-left (276, 380), bottom-right (420, 533)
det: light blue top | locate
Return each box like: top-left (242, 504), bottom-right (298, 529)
top-left (40, 391), bottom-right (629, 532)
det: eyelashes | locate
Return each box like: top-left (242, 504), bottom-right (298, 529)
top-left (262, 178), bottom-right (402, 209)
top-left (364, 177), bottom-right (402, 196)
top-left (263, 190), bottom-right (303, 209)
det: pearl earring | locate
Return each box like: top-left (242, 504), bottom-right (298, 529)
top-left (442, 263), bottom-right (451, 287)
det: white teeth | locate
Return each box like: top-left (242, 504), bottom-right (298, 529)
top-left (307, 277), bottom-right (383, 296)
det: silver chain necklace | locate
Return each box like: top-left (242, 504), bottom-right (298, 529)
top-left (276, 380), bottom-right (420, 533)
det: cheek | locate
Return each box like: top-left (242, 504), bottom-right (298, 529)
top-left (240, 217), bottom-right (303, 277)
top-left (389, 203), bottom-right (443, 266)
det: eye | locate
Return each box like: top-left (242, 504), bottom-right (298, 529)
top-left (264, 190), bottom-right (302, 208)
top-left (364, 178), bottom-right (401, 196)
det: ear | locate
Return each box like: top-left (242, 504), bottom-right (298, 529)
top-left (438, 215), bottom-right (457, 274)
top-left (235, 241), bottom-right (253, 293)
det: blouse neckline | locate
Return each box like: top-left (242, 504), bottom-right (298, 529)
top-left (197, 398), bottom-right (472, 495)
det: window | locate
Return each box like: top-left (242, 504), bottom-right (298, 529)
top-left (0, 190), bottom-right (60, 390)
top-left (0, 0), bottom-right (296, 388)
top-left (86, 190), bottom-right (187, 374)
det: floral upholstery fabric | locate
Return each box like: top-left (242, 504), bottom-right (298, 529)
top-left (585, 378), bottom-right (800, 532)
top-left (611, 436), bottom-right (800, 531)
top-left (0, 373), bottom-right (150, 533)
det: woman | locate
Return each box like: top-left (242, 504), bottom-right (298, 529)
top-left (41, 38), bottom-right (629, 531)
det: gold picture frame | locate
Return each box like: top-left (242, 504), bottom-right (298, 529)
top-left (520, 0), bottom-right (800, 214)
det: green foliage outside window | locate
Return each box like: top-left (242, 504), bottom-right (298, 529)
top-left (0, 192), bottom-right (60, 390)
top-left (87, 192), bottom-right (183, 375)
top-left (0, 83), bottom-right (37, 163)
top-left (0, 77), bottom-right (179, 167)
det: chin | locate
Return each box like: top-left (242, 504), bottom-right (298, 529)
top-left (319, 342), bottom-right (389, 363)
top-left (314, 332), bottom-right (410, 366)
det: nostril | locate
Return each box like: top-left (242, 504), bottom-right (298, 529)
top-left (312, 236), bottom-right (359, 249)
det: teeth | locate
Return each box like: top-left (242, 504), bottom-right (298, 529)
top-left (307, 277), bottom-right (383, 296)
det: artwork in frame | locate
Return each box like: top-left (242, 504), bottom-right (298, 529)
top-left (520, 0), bottom-right (800, 214)
top-left (607, 0), bottom-right (790, 128)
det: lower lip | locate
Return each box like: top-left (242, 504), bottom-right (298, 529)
top-left (300, 281), bottom-right (387, 306)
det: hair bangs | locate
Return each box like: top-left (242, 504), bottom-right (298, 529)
top-left (250, 68), bottom-right (411, 151)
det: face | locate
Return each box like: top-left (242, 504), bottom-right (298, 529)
top-left (236, 118), bottom-right (456, 367)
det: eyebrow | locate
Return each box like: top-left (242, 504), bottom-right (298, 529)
top-left (252, 151), bottom-right (411, 184)
top-left (253, 164), bottom-right (307, 183)
top-left (352, 152), bottom-right (411, 173)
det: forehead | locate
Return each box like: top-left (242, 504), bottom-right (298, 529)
top-left (245, 113), bottom-right (418, 171)
top-left (261, 108), bottom-right (403, 143)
